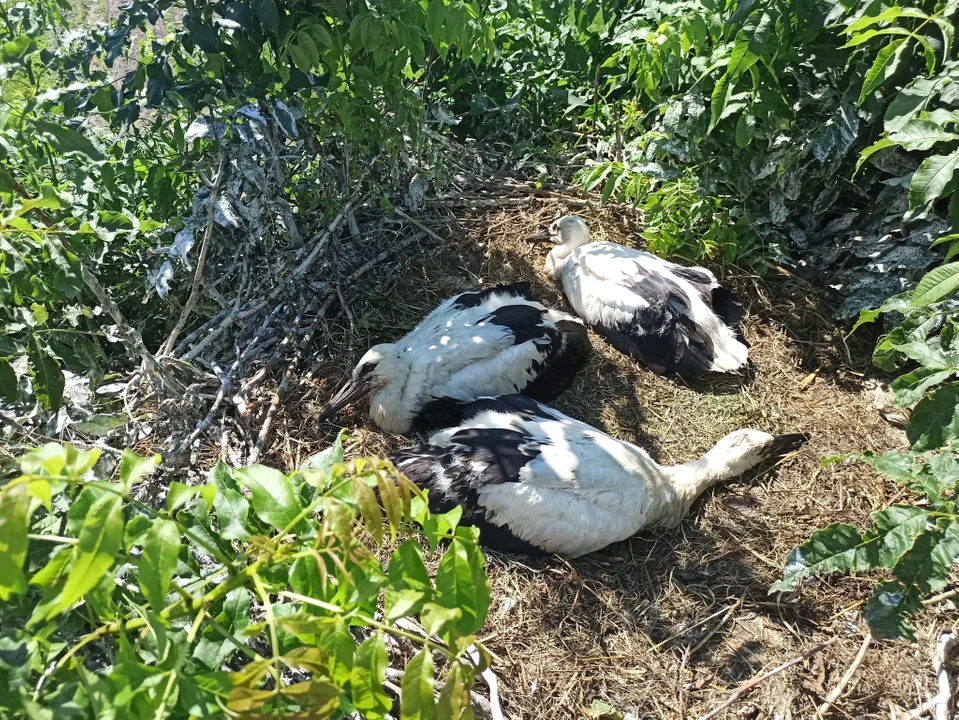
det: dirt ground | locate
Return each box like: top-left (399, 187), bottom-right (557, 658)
top-left (257, 195), bottom-right (949, 719)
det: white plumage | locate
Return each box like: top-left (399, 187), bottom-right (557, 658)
top-left (531, 216), bottom-right (749, 376)
top-left (319, 282), bottom-right (590, 434)
top-left (393, 395), bottom-right (806, 557)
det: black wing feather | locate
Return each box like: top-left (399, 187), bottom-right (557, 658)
top-left (452, 281), bottom-right (536, 309)
top-left (390, 428), bottom-right (546, 554)
top-left (416, 394), bottom-right (556, 431)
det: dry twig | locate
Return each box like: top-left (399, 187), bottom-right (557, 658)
top-left (817, 632), bottom-right (871, 717)
top-left (699, 637), bottom-right (840, 720)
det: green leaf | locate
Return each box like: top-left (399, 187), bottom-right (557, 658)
top-left (873, 506), bottom-right (931, 567)
top-left (895, 523), bottom-right (959, 594)
top-left (167, 482), bottom-right (198, 513)
top-left (420, 602), bottom-right (461, 638)
top-left (350, 477), bottom-right (383, 543)
top-left (912, 261), bottom-right (959, 306)
top-left (119, 450), bottom-right (160, 488)
top-left (734, 113), bottom-right (752, 147)
top-left (858, 39), bottom-right (907, 105)
top-left (437, 661), bottom-right (471, 720)
top-left (215, 487), bottom-right (252, 541)
top-left (843, 27), bottom-right (911, 48)
top-left (1, 34), bottom-right (37, 63)
top-left (32, 120), bottom-right (105, 162)
top-left (864, 579), bottom-right (920, 641)
top-left (909, 149), bottom-right (959, 218)
top-left (385, 540), bottom-right (432, 621)
top-left (234, 465), bottom-right (302, 531)
top-left (0, 483), bottom-right (30, 600)
top-left (351, 635), bottom-right (391, 719)
top-left (850, 306), bottom-right (882, 333)
top-left (139, 519), bottom-right (180, 609)
top-left (28, 344), bottom-right (64, 412)
top-left (771, 523), bottom-right (877, 592)
top-left (889, 119), bottom-right (958, 151)
top-left (892, 367), bottom-right (954, 406)
top-left (301, 434), bottom-right (344, 488)
top-left (47, 493), bottom-right (123, 618)
top-left (253, 0), bottom-right (280, 33)
top-left (845, 6), bottom-right (903, 34)
top-left (435, 536), bottom-right (490, 638)
top-left (934, 16), bottom-right (954, 59)
top-left (908, 383), bottom-right (959, 451)
top-left (0, 360), bottom-right (18, 403)
top-left (401, 648), bottom-right (436, 720)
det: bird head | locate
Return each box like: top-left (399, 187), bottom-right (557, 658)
top-left (527, 215), bottom-right (590, 249)
top-left (318, 344), bottom-right (407, 423)
top-left (708, 429), bottom-right (809, 477)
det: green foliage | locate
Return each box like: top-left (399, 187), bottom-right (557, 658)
top-left (0, 0), bottom-right (494, 417)
top-left (455, 0), bottom-right (959, 264)
top-left (776, 262), bottom-right (959, 640)
top-left (0, 441), bottom-right (493, 717)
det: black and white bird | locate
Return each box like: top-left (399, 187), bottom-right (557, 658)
top-left (319, 282), bottom-right (591, 434)
top-left (529, 216), bottom-right (748, 377)
top-left (392, 395), bottom-right (806, 557)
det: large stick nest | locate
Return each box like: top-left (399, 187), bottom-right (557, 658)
top-left (120, 169), bottom-right (946, 718)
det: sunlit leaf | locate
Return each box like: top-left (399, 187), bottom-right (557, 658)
top-left (909, 149), bottom-right (959, 218)
top-left (401, 648), bottom-right (437, 720)
top-left (0, 483), bottom-right (30, 600)
top-left (908, 383), bottom-right (959, 450)
top-left (138, 519), bottom-right (180, 608)
top-left (858, 39), bottom-right (906, 105)
top-left (772, 523), bottom-right (877, 592)
top-left (234, 465), bottom-right (302, 531)
top-left (46, 493), bottom-right (123, 618)
top-left (351, 635), bottom-right (391, 719)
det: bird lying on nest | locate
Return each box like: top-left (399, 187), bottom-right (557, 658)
top-left (319, 282), bottom-right (591, 434)
top-left (392, 395), bottom-right (806, 557)
top-left (528, 215), bottom-right (748, 377)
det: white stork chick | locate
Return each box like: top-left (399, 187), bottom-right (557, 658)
top-left (319, 282), bottom-right (591, 434)
top-left (530, 216), bottom-right (748, 376)
top-left (392, 395), bottom-right (806, 557)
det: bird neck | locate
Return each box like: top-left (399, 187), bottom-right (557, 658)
top-left (545, 245), bottom-right (574, 280)
top-left (662, 444), bottom-right (757, 515)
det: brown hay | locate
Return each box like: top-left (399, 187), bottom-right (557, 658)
top-left (265, 195), bottom-right (939, 719)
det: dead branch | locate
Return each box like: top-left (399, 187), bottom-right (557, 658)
top-left (81, 265), bottom-right (187, 397)
top-left (817, 632), bottom-right (871, 717)
top-left (699, 637), bottom-right (839, 720)
top-left (934, 632), bottom-right (957, 720)
top-left (160, 156), bottom-right (228, 356)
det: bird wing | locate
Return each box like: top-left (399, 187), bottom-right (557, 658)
top-left (567, 244), bottom-right (744, 375)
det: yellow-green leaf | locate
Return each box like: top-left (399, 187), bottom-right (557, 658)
top-left (0, 483), bottom-right (30, 600)
top-left (138, 519), bottom-right (180, 609)
top-left (46, 493), bottom-right (123, 618)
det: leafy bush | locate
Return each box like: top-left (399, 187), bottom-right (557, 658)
top-left (774, 264), bottom-right (959, 641)
top-left (459, 0), bottom-right (959, 269)
top-left (0, 439), bottom-right (492, 717)
top-left (0, 0), bottom-right (493, 417)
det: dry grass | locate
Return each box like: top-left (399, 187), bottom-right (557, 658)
top-left (261, 196), bottom-right (945, 719)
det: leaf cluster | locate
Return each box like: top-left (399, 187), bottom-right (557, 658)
top-left (0, 437), bottom-right (492, 718)
top-left (775, 264), bottom-right (959, 640)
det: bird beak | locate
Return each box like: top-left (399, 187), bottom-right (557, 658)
top-left (767, 433), bottom-right (810, 458)
top-left (526, 229), bottom-right (553, 244)
top-left (318, 377), bottom-right (373, 422)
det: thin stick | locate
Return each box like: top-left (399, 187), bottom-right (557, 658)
top-left (160, 156), bottom-right (227, 356)
top-left (934, 632), bottom-right (957, 720)
top-left (699, 637), bottom-right (839, 720)
top-left (81, 266), bottom-right (186, 397)
top-left (817, 633), bottom-right (871, 717)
